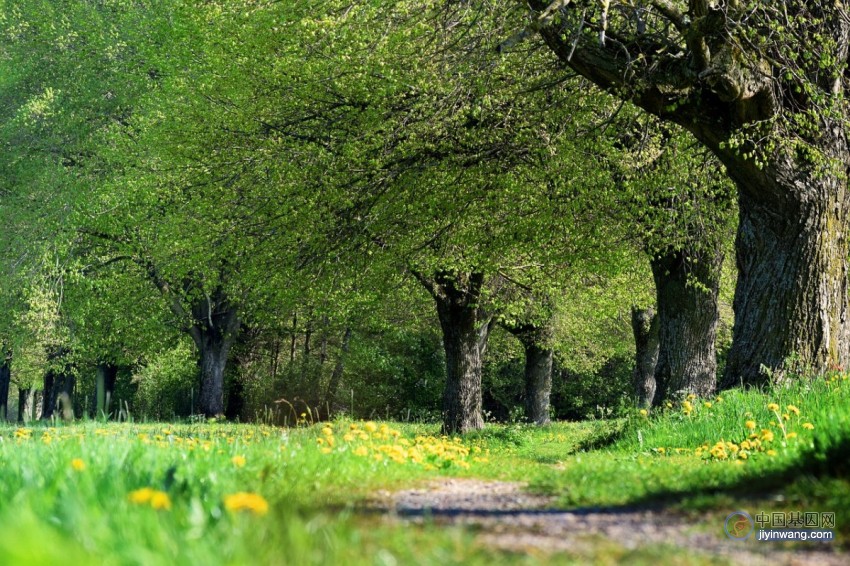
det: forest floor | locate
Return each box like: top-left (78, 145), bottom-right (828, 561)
top-left (372, 477), bottom-right (846, 565)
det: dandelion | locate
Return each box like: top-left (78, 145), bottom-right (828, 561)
top-left (745, 420), bottom-right (756, 430)
top-left (787, 404), bottom-right (800, 416)
top-left (760, 429), bottom-right (775, 442)
top-left (71, 458), bottom-right (86, 471)
top-left (766, 449), bottom-right (777, 457)
top-left (802, 422), bottom-right (815, 430)
top-left (150, 492), bottom-right (172, 510)
top-left (364, 422), bottom-right (378, 433)
top-left (231, 455), bottom-right (246, 468)
top-left (639, 409), bottom-right (648, 417)
top-left (767, 403), bottom-right (780, 412)
top-left (687, 393), bottom-right (696, 401)
top-left (704, 402), bottom-right (712, 409)
top-left (128, 487), bottom-right (155, 504)
top-left (224, 492), bottom-right (269, 516)
top-left (321, 426), bottom-right (333, 437)
top-left (786, 432), bottom-right (798, 439)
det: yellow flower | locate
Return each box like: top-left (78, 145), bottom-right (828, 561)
top-left (760, 429), bottom-right (775, 442)
top-left (231, 455), bottom-right (246, 468)
top-left (767, 403), bottom-right (779, 412)
top-left (715, 396), bottom-right (723, 402)
top-left (150, 492), bottom-right (172, 510)
top-left (687, 393), bottom-right (696, 401)
top-left (787, 404), bottom-right (800, 416)
top-left (739, 451), bottom-right (748, 460)
top-left (364, 422), bottom-right (378, 433)
top-left (321, 426), bottom-right (333, 437)
top-left (786, 432), bottom-right (798, 439)
top-left (767, 449), bottom-right (777, 456)
top-left (704, 402), bottom-right (712, 409)
top-left (745, 420), bottom-right (757, 430)
top-left (354, 446), bottom-right (369, 456)
top-left (71, 459), bottom-right (86, 471)
top-left (656, 447), bottom-right (665, 454)
top-left (639, 409), bottom-right (648, 417)
top-left (224, 492), bottom-right (269, 516)
top-left (782, 413), bottom-right (791, 421)
top-left (128, 487), bottom-right (155, 504)
top-left (740, 440), bottom-right (751, 450)
top-left (802, 422), bottom-right (815, 430)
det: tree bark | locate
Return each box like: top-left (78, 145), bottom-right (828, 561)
top-left (0, 357), bottom-right (9, 422)
top-left (186, 288), bottom-right (240, 418)
top-left (630, 306), bottom-right (659, 408)
top-left (650, 247), bottom-right (722, 402)
top-left (94, 363), bottom-right (118, 419)
top-left (324, 327), bottom-right (352, 411)
top-left (41, 370), bottom-right (56, 420)
top-left (18, 388), bottom-right (34, 423)
top-left (720, 157), bottom-right (850, 386)
top-left (415, 271), bottom-right (492, 434)
top-left (504, 323), bottom-right (553, 425)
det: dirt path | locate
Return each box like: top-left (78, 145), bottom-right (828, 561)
top-left (373, 478), bottom-right (845, 565)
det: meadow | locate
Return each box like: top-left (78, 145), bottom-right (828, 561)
top-left (1, 373), bottom-right (848, 565)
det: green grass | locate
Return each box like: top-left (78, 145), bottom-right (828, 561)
top-left (0, 376), bottom-right (848, 564)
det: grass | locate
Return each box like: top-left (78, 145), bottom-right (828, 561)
top-left (0, 374), bottom-right (848, 564)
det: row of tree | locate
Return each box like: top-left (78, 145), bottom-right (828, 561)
top-left (2, 1), bottom-right (841, 433)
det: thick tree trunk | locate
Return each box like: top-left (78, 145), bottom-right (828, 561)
top-left (631, 306), bottom-right (659, 407)
top-left (504, 323), bottom-right (553, 425)
top-left (189, 290), bottom-right (240, 418)
top-left (196, 330), bottom-right (233, 417)
top-left (18, 388), bottom-right (34, 423)
top-left (650, 247), bottom-right (722, 403)
top-left (521, 340), bottom-right (553, 425)
top-left (94, 363), bottom-right (118, 419)
top-left (721, 161), bottom-right (850, 386)
top-left (416, 271), bottom-right (492, 435)
top-left (0, 358), bottom-right (9, 422)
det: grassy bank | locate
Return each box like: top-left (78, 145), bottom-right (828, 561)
top-left (0, 374), bottom-right (847, 564)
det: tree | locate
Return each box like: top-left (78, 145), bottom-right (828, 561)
top-left (529, 1), bottom-right (850, 385)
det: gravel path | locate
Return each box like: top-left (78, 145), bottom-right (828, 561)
top-left (372, 478), bottom-right (846, 565)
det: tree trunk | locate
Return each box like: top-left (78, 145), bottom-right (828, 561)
top-left (94, 363), bottom-right (118, 419)
top-left (18, 388), bottom-right (34, 423)
top-left (521, 340), bottom-right (553, 425)
top-left (189, 291), bottom-right (240, 418)
top-left (631, 306), bottom-right (659, 408)
top-left (324, 327), bottom-right (352, 411)
top-left (225, 375), bottom-right (244, 421)
top-left (196, 329), bottom-right (233, 417)
top-left (0, 358), bottom-right (9, 422)
top-left (416, 271), bottom-right (492, 435)
top-left (504, 323), bottom-right (553, 425)
top-left (721, 161), bottom-right (850, 386)
top-left (650, 247), bottom-right (722, 403)
top-left (41, 370), bottom-right (56, 420)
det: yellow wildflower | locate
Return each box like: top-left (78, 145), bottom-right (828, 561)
top-left (745, 420), bottom-right (756, 430)
top-left (802, 422), bottom-right (814, 430)
top-left (760, 429), bottom-right (775, 442)
top-left (767, 449), bottom-right (777, 456)
top-left (767, 403), bottom-right (779, 412)
top-left (150, 492), bottom-right (172, 510)
top-left (354, 446), bottom-right (369, 456)
top-left (787, 405), bottom-right (800, 416)
top-left (128, 487), bottom-right (155, 504)
top-left (364, 422), bottom-right (378, 433)
top-left (639, 409), bottom-right (648, 417)
top-left (71, 458), bottom-right (86, 471)
top-left (321, 426), bottom-right (333, 437)
top-left (224, 492), bottom-right (269, 516)
top-left (786, 432), bottom-right (798, 439)
top-left (231, 455), bottom-right (246, 468)
top-left (704, 402), bottom-right (712, 409)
